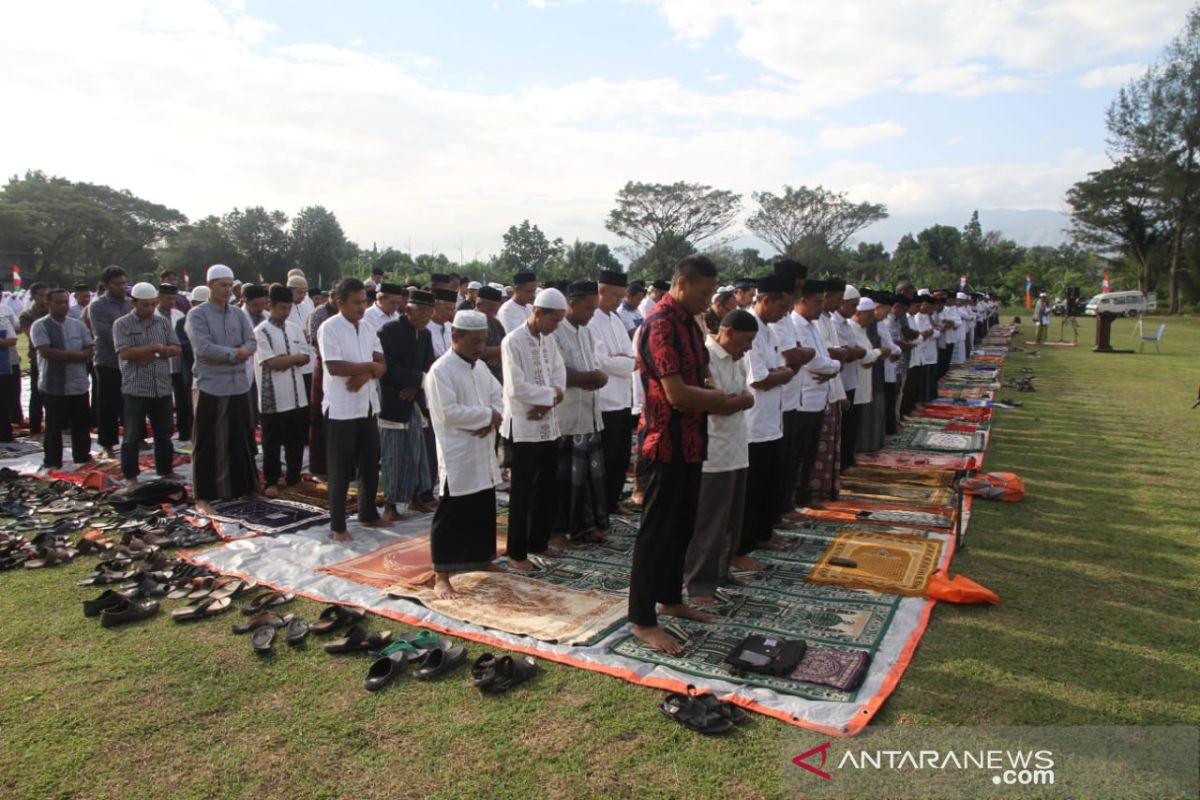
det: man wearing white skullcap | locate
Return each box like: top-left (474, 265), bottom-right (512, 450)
top-left (500, 284), bottom-right (567, 571)
top-left (186, 263), bottom-right (259, 513)
top-left (112, 282), bottom-right (182, 486)
top-left (424, 308), bottom-right (505, 597)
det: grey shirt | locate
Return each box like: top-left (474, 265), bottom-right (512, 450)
top-left (29, 316), bottom-right (93, 396)
top-left (113, 311), bottom-right (179, 398)
top-left (87, 293), bottom-right (132, 369)
top-left (185, 300), bottom-right (257, 396)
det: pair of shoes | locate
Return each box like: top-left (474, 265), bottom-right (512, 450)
top-left (324, 625), bottom-right (393, 654)
top-left (657, 686), bottom-right (747, 735)
top-left (471, 653), bottom-right (538, 692)
top-left (309, 604), bottom-right (364, 634)
top-left (85, 590), bottom-right (160, 628)
top-left (364, 631), bottom-right (466, 691)
top-left (249, 617), bottom-right (310, 654)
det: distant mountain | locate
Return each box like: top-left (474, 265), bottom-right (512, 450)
top-left (855, 208), bottom-right (1074, 250)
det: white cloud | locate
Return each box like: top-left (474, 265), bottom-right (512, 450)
top-left (654, 0), bottom-right (1189, 104)
top-left (1077, 62), bottom-right (1148, 88)
top-left (945, 136), bottom-right (966, 146)
top-left (818, 121), bottom-right (907, 150)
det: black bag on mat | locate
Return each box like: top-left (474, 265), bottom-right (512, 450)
top-left (722, 634), bottom-right (807, 677)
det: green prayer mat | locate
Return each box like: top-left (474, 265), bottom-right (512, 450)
top-left (886, 427), bottom-right (986, 453)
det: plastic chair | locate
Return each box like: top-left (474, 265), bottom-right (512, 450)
top-left (1140, 323), bottom-right (1166, 353)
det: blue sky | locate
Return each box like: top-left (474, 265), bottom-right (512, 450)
top-left (2, 0), bottom-right (1194, 260)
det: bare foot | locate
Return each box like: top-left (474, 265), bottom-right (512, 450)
top-left (432, 574), bottom-right (460, 600)
top-left (579, 529), bottom-right (607, 544)
top-left (331, 530), bottom-right (353, 542)
top-left (381, 506), bottom-right (406, 523)
top-left (731, 554), bottom-right (766, 572)
top-left (102, 448), bottom-right (118, 460)
top-left (537, 546), bottom-right (563, 557)
top-left (360, 517), bottom-right (392, 529)
top-left (508, 558), bottom-right (535, 572)
top-left (548, 535), bottom-right (577, 551)
top-left (688, 594), bottom-right (717, 607)
top-left (659, 602), bottom-right (715, 623)
top-left (194, 500), bottom-right (216, 516)
top-left (632, 624), bottom-right (684, 654)
top-left (262, 485), bottom-right (279, 498)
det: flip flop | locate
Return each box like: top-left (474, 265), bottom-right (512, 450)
top-left (364, 650), bottom-right (409, 692)
top-left (241, 590), bottom-right (295, 615)
top-left (285, 617), bottom-right (310, 646)
top-left (324, 625), bottom-right (393, 654)
top-left (658, 692), bottom-right (734, 735)
top-left (171, 596), bottom-right (232, 623)
top-left (251, 624), bottom-right (277, 654)
top-left (309, 605), bottom-right (364, 634)
top-left (231, 612), bottom-right (294, 634)
top-left (687, 685), bottom-right (749, 724)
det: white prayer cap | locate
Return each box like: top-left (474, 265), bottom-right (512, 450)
top-left (287, 275), bottom-right (308, 289)
top-left (452, 310), bottom-right (488, 331)
top-left (856, 297), bottom-right (876, 312)
top-left (364, 279), bottom-right (377, 290)
top-left (467, 281), bottom-right (482, 290)
top-left (917, 288), bottom-right (929, 295)
top-left (843, 284), bottom-right (861, 301)
top-left (533, 287), bottom-right (567, 311)
top-left (131, 282), bottom-right (157, 300)
top-left (287, 268), bottom-right (305, 279)
top-left (207, 264), bottom-right (234, 282)
top-left (489, 282), bottom-right (504, 291)
top-left (191, 286), bottom-right (211, 302)
top-left (956, 292), bottom-right (969, 300)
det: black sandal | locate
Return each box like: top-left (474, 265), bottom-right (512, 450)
top-left (658, 692), bottom-right (734, 735)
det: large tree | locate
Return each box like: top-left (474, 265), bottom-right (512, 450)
top-left (746, 185), bottom-right (887, 268)
top-left (605, 181), bottom-right (740, 279)
top-left (223, 206), bottom-right (291, 284)
top-left (290, 205), bottom-right (346, 284)
top-left (498, 220), bottom-right (563, 275)
top-left (1099, 6), bottom-right (1200, 311)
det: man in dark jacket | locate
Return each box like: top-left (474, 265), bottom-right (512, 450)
top-left (377, 289), bottom-right (437, 520)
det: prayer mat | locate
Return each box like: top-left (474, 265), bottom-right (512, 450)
top-left (789, 647), bottom-right (871, 691)
top-left (887, 427), bottom-right (987, 453)
top-left (855, 450), bottom-right (979, 471)
top-left (319, 531), bottom-right (511, 589)
top-left (387, 570), bottom-right (628, 646)
top-left (1022, 340), bottom-right (1076, 347)
top-left (277, 480), bottom-right (386, 510)
top-left (838, 480), bottom-right (954, 506)
top-left (803, 500), bottom-right (955, 529)
top-left (610, 618), bottom-right (886, 703)
top-left (807, 530), bottom-right (943, 596)
top-left (854, 509), bottom-right (954, 529)
top-left (841, 465), bottom-right (956, 487)
top-left (0, 440), bottom-right (47, 460)
top-left (209, 497), bottom-right (328, 536)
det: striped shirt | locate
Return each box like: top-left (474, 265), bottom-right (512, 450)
top-left (112, 310), bottom-right (179, 398)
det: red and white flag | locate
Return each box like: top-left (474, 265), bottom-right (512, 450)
top-left (1101, 274), bottom-right (1110, 292)
top-left (11, 264), bottom-right (21, 289)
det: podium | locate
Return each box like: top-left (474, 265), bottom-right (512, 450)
top-left (1093, 312), bottom-right (1135, 353)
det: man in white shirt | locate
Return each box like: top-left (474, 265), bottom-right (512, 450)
top-left (318, 278), bottom-right (390, 541)
top-left (737, 274), bottom-right (796, 570)
top-left (256, 285), bottom-right (311, 494)
top-left (769, 260), bottom-right (815, 522)
top-left (732, 278), bottom-right (757, 309)
top-left (847, 296), bottom-right (890, 456)
top-left (362, 283), bottom-right (404, 337)
top-left (790, 280), bottom-right (840, 508)
top-left (551, 281), bottom-right (609, 545)
top-left (426, 310), bottom-right (505, 599)
top-left (593, 270), bottom-right (637, 514)
top-left (286, 272), bottom-right (316, 393)
top-left (683, 310), bottom-right (756, 605)
top-left (811, 279), bottom-right (851, 502)
top-left (427, 288), bottom-right (456, 359)
top-left (500, 287), bottom-right (567, 571)
top-left (637, 280), bottom-right (669, 319)
top-left (834, 284), bottom-right (868, 470)
top-left (496, 271), bottom-right (537, 334)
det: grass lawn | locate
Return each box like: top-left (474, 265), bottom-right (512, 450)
top-left (1, 313), bottom-right (1197, 800)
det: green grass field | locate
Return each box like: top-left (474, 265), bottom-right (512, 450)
top-left (1, 313), bottom-right (1197, 800)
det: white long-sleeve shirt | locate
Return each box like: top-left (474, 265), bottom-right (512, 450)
top-left (496, 298), bottom-right (533, 334)
top-left (591, 308), bottom-right (635, 412)
top-left (426, 352), bottom-right (504, 496)
top-left (500, 323), bottom-right (566, 442)
top-left (846, 319), bottom-right (882, 406)
top-left (791, 312), bottom-right (839, 412)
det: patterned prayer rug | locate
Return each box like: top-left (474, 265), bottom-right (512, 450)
top-left (209, 497), bottom-right (328, 535)
top-left (841, 465), bottom-right (957, 486)
top-left (387, 570), bottom-right (628, 646)
top-left (0, 440), bottom-right (50, 460)
top-left (807, 530), bottom-right (943, 596)
top-left (317, 534), bottom-right (436, 589)
top-left (838, 479), bottom-right (954, 506)
top-left (854, 450), bottom-right (979, 471)
top-left (887, 427), bottom-right (987, 453)
top-left (789, 646), bottom-right (871, 691)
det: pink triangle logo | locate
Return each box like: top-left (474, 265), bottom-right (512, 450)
top-left (792, 741), bottom-right (833, 780)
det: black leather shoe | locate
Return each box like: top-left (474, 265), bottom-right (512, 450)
top-left (99, 598), bottom-right (160, 628)
top-left (83, 589), bottom-right (132, 618)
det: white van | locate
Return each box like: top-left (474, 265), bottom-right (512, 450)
top-left (1084, 290), bottom-right (1157, 317)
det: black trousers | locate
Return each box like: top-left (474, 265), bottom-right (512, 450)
top-left (923, 363), bottom-right (939, 403)
top-left (420, 425), bottom-right (438, 503)
top-left (172, 372), bottom-right (193, 441)
top-left (506, 439), bottom-right (558, 561)
top-left (95, 365), bottom-right (124, 449)
top-left (262, 407), bottom-right (308, 486)
top-left (28, 361), bottom-right (44, 434)
top-left (121, 394), bottom-right (175, 480)
top-left (600, 409), bottom-right (633, 512)
top-left (793, 410), bottom-right (824, 507)
top-left (937, 345), bottom-right (952, 378)
top-left (840, 389), bottom-right (859, 469)
top-left (325, 414), bottom-right (381, 532)
top-left (628, 459), bottom-right (701, 627)
top-left (740, 438), bottom-right (782, 555)
top-left (776, 410), bottom-right (804, 517)
top-left (41, 392), bottom-right (91, 468)
top-left (6, 368), bottom-right (22, 428)
top-left (0, 374), bottom-right (14, 442)
top-left (884, 381), bottom-right (899, 435)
